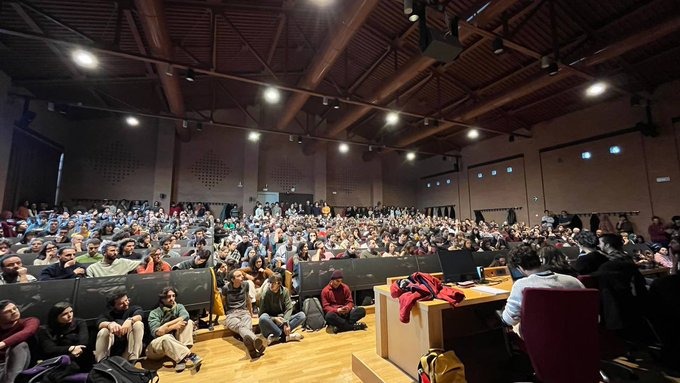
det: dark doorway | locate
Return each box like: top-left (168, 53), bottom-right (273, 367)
top-left (3, 128), bottom-right (63, 212)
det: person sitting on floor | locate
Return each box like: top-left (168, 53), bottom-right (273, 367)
top-left (221, 270), bottom-right (266, 359)
top-left (258, 274), bottom-right (305, 345)
top-left (94, 291), bottom-right (144, 362)
top-left (501, 245), bottom-right (584, 336)
top-left (146, 287), bottom-right (201, 372)
top-left (0, 300), bottom-right (39, 383)
top-left (321, 270), bottom-right (367, 333)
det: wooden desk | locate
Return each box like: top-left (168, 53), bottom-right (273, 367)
top-left (640, 267), bottom-right (669, 277)
top-left (374, 276), bottom-right (513, 379)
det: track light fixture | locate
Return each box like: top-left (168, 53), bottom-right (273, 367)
top-left (404, 0), bottom-right (413, 15)
top-left (409, 0), bottom-right (424, 22)
top-left (196, 122), bottom-right (203, 132)
top-left (546, 62), bottom-right (559, 76)
top-left (263, 86), bottom-right (281, 104)
top-left (289, 135), bottom-right (294, 142)
top-left (322, 96), bottom-right (329, 106)
top-left (424, 118), bottom-right (429, 126)
top-left (297, 136), bottom-right (303, 144)
top-left (165, 63), bottom-right (173, 76)
top-left (339, 143), bottom-right (349, 153)
top-left (540, 56), bottom-right (551, 69)
top-left (492, 37), bottom-right (504, 55)
top-left (182, 120), bottom-right (188, 128)
top-left (330, 98), bottom-right (340, 109)
top-left (125, 116), bottom-right (140, 126)
top-left (185, 68), bottom-right (195, 82)
top-left (385, 111), bottom-right (399, 125)
top-left (406, 152), bottom-right (416, 161)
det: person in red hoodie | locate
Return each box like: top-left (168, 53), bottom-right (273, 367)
top-left (0, 300), bottom-right (39, 383)
top-left (320, 270), bottom-right (367, 333)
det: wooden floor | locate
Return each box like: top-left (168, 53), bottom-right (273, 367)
top-left (144, 313), bottom-right (376, 383)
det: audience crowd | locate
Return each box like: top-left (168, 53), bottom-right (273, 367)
top-left (1, 199), bottom-right (679, 380)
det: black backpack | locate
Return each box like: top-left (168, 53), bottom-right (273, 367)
top-left (87, 356), bottom-right (158, 383)
top-left (302, 297), bottom-right (326, 331)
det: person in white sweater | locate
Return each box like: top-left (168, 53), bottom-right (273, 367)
top-left (501, 245), bottom-right (584, 336)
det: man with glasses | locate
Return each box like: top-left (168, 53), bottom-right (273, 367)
top-left (75, 238), bottom-right (103, 264)
top-left (38, 247), bottom-right (85, 281)
top-left (94, 291), bottom-right (144, 362)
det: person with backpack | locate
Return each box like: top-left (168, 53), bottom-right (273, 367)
top-left (258, 274), bottom-right (305, 345)
top-left (321, 270), bottom-right (367, 333)
top-left (0, 300), bottom-right (39, 383)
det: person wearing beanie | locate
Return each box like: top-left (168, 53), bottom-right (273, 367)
top-left (321, 270), bottom-right (367, 333)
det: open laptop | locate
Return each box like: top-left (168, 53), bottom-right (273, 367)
top-left (437, 249), bottom-right (477, 283)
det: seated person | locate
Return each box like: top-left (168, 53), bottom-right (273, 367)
top-left (136, 247), bottom-right (171, 274)
top-left (39, 247), bottom-right (86, 281)
top-left (33, 241), bottom-right (59, 266)
top-left (538, 245), bottom-right (577, 276)
top-left (321, 270), bottom-right (367, 333)
top-left (171, 250), bottom-right (210, 270)
top-left (501, 246), bottom-right (584, 336)
top-left (94, 291), bottom-right (144, 362)
top-left (258, 274), bottom-right (305, 345)
top-left (75, 238), bottom-right (103, 264)
top-left (240, 255), bottom-right (273, 306)
top-left (16, 238), bottom-right (42, 255)
top-left (37, 302), bottom-right (94, 375)
top-left (489, 255), bottom-right (507, 267)
top-left (118, 238), bottom-right (142, 260)
top-left (86, 242), bottom-right (141, 278)
top-left (648, 249), bottom-right (679, 376)
top-left (1, 255), bottom-right (36, 285)
top-left (147, 287), bottom-right (201, 372)
top-left (222, 270), bottom-right (266, 359)
top-left (573, 231), bottom-right (609, 275)
top-left (0, 300), bottom-right (39, 383)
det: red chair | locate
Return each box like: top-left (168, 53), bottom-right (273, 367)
top-left (520, 288), bottom-right (602, 383)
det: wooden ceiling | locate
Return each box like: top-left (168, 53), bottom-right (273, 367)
top-left (1, 0), bottom-right (678, 153)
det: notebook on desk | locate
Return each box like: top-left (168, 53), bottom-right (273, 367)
top-left (470, 285), bottom-right (508, 295)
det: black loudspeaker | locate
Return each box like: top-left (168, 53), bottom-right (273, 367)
top-left (419, 27), bottom-right (463, 62)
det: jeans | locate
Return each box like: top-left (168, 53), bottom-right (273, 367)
top-left (258, 312), bottom-right (306, 339)
top-left (0, 342), bottom-right (31, 383)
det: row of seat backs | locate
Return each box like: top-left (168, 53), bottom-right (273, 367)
top-left (0, 268), bottom-right (214, 325)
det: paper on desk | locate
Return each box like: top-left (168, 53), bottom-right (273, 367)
top-left (470, 285), bottom-right (508, 295)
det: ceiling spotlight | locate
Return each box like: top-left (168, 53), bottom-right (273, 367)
top-left (368, 145), bottom-right (373, 152)
top-left (585, 81), bottom-right (607, 97)
top-left (196, 122), bottom-right (203, 132)
top-left (339, 143), bottom-right (349, 153)
top-left (185, 68), bottom-right (195, 82)
top-left (297, 136), bottom-right (303, 144)
top-left (406, 152), bottom-right (416, 161)
top-left (125, 116), bottom-right (140, 126)
top-left (47, 102), bottom-right (55, 112)
top-left (165, 63), bottom-right (173, 76)
top-left (248, 131), bottom-right (261, 142)
top-left (263, 86), bottom-right (281, 104)
top-left (492, 37), bottom-right (504, 55)
top-left (182, 120), bottom-right (188, 128)
top-left (540, 56), bottom-right (551, 69)
top-left (385, 111), bottom-right (399, 125)
top-left (467, 128), bottom-right (479, 139)
top-left (404, 0), bottom-right (413, 15)
top-left (331, 98), bottom-right (341, 109)
top-left (546, 62), bottom-right (559, 76)
top-left (424, 118), bottom-right (429, 126)
top-left (289, 135), bottom-right (294, 142)
top-left (409, 0), bottom-right (424, 22)
top-left (322, 96), bottom-right (329, 106)
top-left (71, 49), bottom-right (98, 69)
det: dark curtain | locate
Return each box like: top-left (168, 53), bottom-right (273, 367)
top-left (3, 128), bottom-right (62, 212)
top-left (443, 206), bottom-right (449, 217)
top-left (437, 207), bottom-right (443, 217)
top-left (473, 210), bottom-right (486, 224)
top-left (449, 205), bottom-right (456, 219)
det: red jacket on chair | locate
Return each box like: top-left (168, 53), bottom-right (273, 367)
top-left (390, 272), bottom-right (465, 323)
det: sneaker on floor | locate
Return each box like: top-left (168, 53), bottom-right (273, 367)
top-left (254, 336), bottom-right (267, 355)
top-left (243, 334), bottom-right (256, 354)
top-left (266, 334), bottom-right (279, 346)
top-left (175, 361), bottom-right (186, 373)
top-left (326, 325), bottom-right (338, 334)
top-left (187, 354), bottom-right (203, 371)
top-left (352, 322), bottom-right (368, 331)
top-left (286, 332), bottom-right (304, 342)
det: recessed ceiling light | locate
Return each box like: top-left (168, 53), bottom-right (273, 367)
top-left (339, 143), bottom-right (349, 153)
top-left (581, 151), bottom-right (592, 160)
top-left (406, 152), bottom-right (416, 161)
top-left (385, 111), bottom-right (399, 125)
top-left (248, 131), bottom-right (261, 142)
top-left (125, 116), bottom-right (139, 126)
top-left (609, 146), bottom-right (621, 154)
top-left (263, 86), bottom-right (281, 104)
top-left (71, 49), bottom-right (98, 69)
top-left (585, 82), bottom-right (607, 97)
top-left (467, 129), bottom-right (480, 139)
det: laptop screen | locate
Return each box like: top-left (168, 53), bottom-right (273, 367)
top-left (438, 249), bottom-right (477, 283)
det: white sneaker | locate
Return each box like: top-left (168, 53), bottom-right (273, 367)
top-left (286, 333), bottom-right (304, 342)
top-left (267, 334), bottom-right (279, 345)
